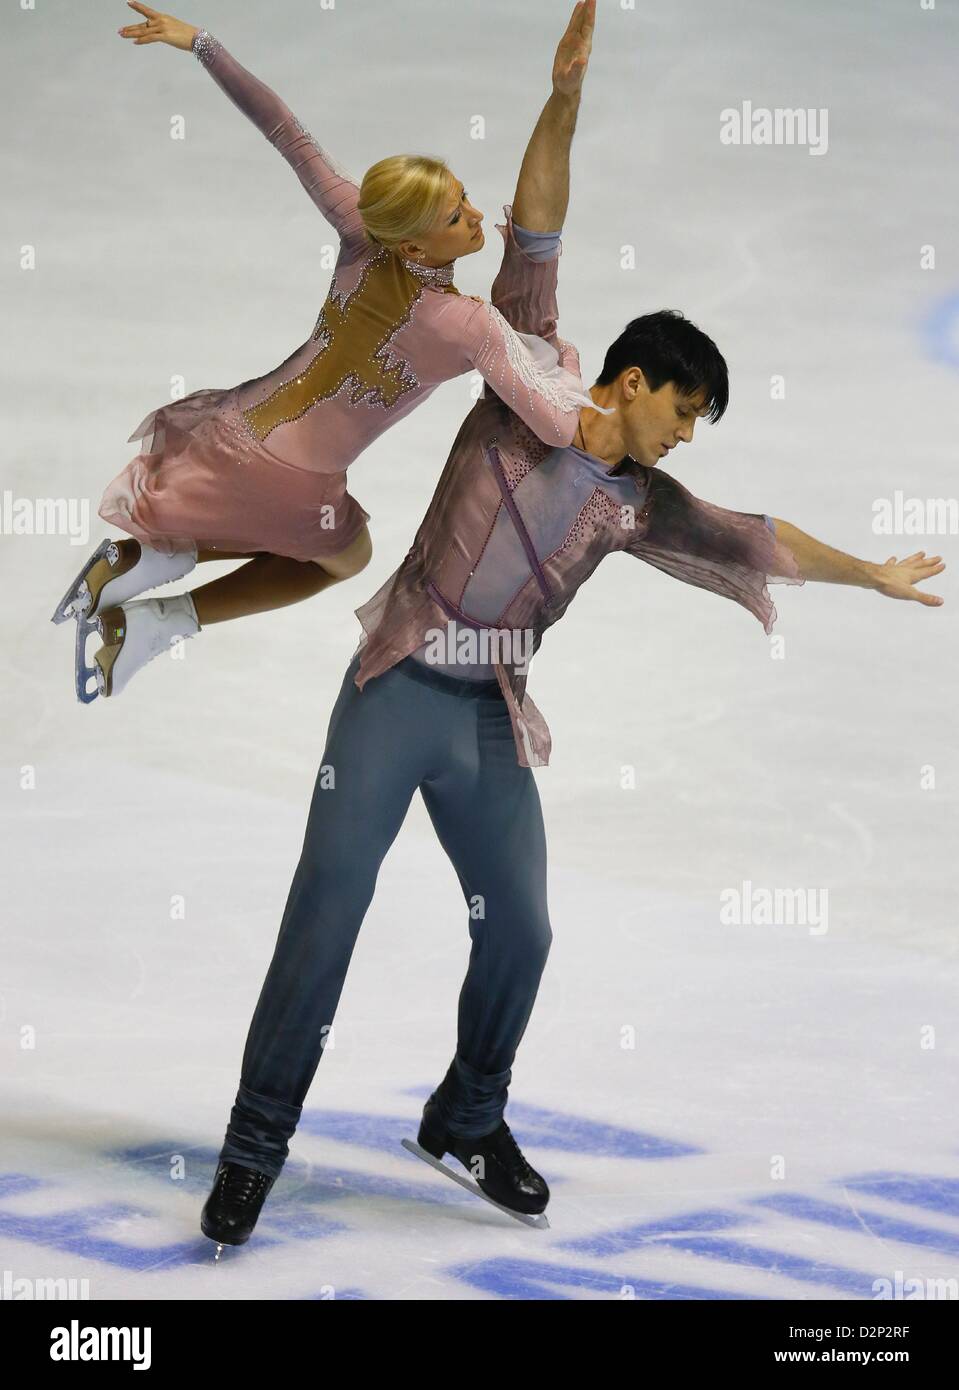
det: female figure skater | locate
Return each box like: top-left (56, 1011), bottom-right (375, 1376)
top-left (51, 1), bottom-right (599, 702)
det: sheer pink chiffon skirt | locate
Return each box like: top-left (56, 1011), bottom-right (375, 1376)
top-left (98, 388), bottom-right (370, 562)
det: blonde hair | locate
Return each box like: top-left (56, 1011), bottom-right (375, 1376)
top-left (357, 155), bottom-right (457, 251)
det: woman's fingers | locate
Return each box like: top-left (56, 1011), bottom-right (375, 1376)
top-left (120, 0), bottom-right (162, 39)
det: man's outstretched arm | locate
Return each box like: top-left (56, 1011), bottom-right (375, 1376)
top-left (769, 517), bottom-right (946, 605)
top-left (511, 0), bottom-right (594, 230)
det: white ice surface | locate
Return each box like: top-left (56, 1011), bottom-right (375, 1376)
top-left (1, 0), bottom-right (957, 1300)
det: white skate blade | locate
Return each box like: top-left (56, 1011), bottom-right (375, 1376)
top-left (400, 1138), bottom-right (550, 1229)
top-left (74, 612), bottom-right (102, 704)
top-left (50, 538), bottom-right (115, 625)
top-left (52, 539), bottom-right (197, 627)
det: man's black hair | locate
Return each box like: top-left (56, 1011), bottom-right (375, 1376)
top-left (595, 310), bottom-right (729, 423)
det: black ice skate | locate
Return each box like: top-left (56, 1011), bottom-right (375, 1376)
top-left (200, 1160), bottom-right (277, 1259)
top-left (401, 1093), bottom-right (550, 1229)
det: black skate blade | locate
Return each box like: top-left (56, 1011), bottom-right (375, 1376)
top-left (74, 612), bottom-right (102, 704)
top-left (51, 537), bottom-right (114, 625)
top-left (401, 1138), bottom-right (550, 1229)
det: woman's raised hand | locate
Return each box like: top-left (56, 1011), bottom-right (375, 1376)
top-left (552, 0), bottom-right (595, 97)
top-left (118, 1), bottom-right (198, 51)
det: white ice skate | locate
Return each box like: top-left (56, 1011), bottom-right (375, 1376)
top-left (51, 538), bottom-right (198, 626)
top-left (52, 539), bottom-right (199, 703)
top-left (79, 593), bottom-right (200, 702)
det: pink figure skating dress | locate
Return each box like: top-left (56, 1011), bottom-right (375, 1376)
top-left (98, 29), bottom-right (594, 563)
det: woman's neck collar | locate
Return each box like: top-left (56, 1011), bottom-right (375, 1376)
top-left (396, 251), bottom-right (456, 287)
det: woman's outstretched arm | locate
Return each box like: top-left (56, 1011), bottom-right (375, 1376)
top-left (462, 298), bottom-right (588, 448)
top-left (118, 3), bottom-right (367, 250)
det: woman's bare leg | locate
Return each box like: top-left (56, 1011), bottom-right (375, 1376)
top-left (196, 549), bottom-right (258, 561)
top-left (189, 527), bottom-right (373, 625)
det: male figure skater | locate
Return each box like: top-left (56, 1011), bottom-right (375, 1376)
top-left (200, 56), bottom-right (946, 1257)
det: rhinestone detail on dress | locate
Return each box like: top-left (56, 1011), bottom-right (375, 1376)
top-left (242, 241), bottom-right (457, 439)
top-left (192, 28), bottom-right (221, 64)
top-left (289, 112), bottom-right (359, 186)
top-left (400, 255), bottom-right (456, 288)
top-left (320, 246), bottom-right (389, 322)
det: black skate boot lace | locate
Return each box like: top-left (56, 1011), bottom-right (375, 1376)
top-left (218, 1163), bottom-right (271, 1204)
top-left (497, 1121), bottom-right (534, 1178)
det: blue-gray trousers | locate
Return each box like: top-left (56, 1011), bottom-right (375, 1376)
top-left (219, 652), bottom-right (552, 1178)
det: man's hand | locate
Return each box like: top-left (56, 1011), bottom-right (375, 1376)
top-left (769, 518), bottom-right (946, 606)
top-left (553, 0), bottom-right (595, 97)
top-left (872, 551), bottom-right (946, 606)
top-left (511, 1), bottom-right (596, 231)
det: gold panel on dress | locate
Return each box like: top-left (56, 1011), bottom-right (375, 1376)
top-left (243, 251), bottom-right (460, 442)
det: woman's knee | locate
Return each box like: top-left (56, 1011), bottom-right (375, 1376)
top-left (316, 525), bottom-right (372, 582)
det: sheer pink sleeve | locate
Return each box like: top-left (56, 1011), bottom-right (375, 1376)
top-left (626, 466), bottom-right (806, 633)
top-left (461, 298), bottom-right (590, 449)
top-left (192, 30), bottom-right (366, 253)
